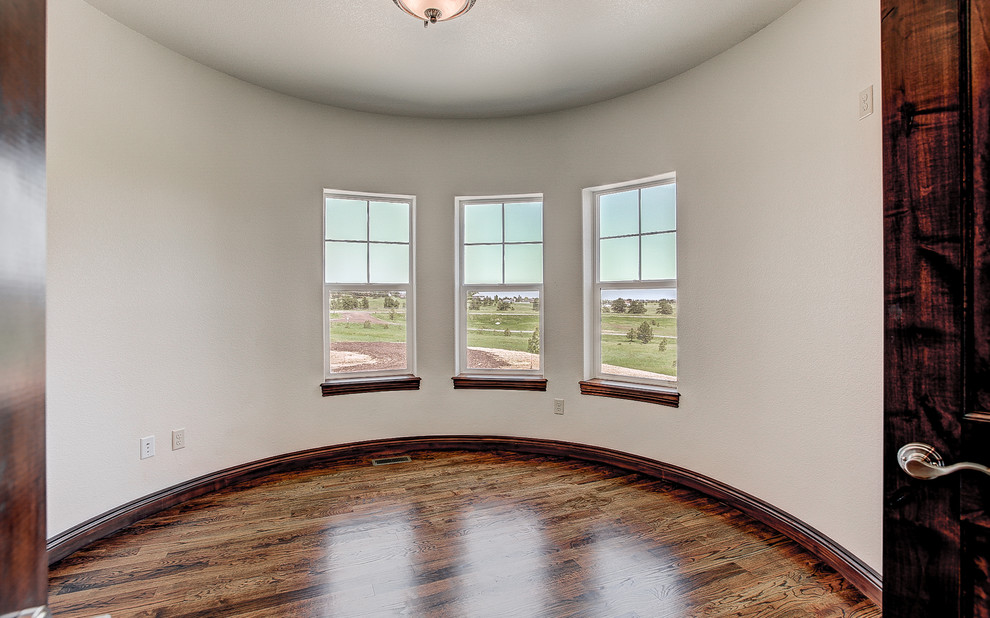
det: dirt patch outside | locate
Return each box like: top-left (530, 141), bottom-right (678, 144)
top-left (330, 341), bottom-right (406, 372)
top-left (600, 363), bottom-right (676, 381)
top-left (466, 347), bottom-right (539, 370)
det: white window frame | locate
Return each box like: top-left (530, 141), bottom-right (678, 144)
top-left (455, 194), bottom-right (544, 377)
top-left (323, 189), bottom-right (416, 380)
top-left (583, 173), bottom-right (677, 388)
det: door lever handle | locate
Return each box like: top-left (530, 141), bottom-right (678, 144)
top-left (898, 443), bottom-right (990, 480)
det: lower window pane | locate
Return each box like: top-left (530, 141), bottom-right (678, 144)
top-left (329, 290), bottom-right (407, 373)
top-left (464, 244), bottom-right (503, 284)
top-left (369, 243), bottom-right (409, 284)
top-left (504, 243), bottom-right (543, 284)
top-left (600, 289), bottom-right (676, 381)
top-left (466, 290), bottom-right (540, 371)
top-left (325, 241), bottom-right (367, 284)
top-left (600, 236), bottom-right (639, 282)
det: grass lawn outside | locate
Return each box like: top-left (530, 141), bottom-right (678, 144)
top-left (601, 334), bottom-right (677, 376)
top-left (601, 314), bottom-right (676, 337)
top-left (467, 311), bottom-right (539, 333)
top-left (329, 298), bottom-right (673, 374)
top-left (466, 331), bottom-right (535, 353)
top-left (466, 307), bottom-right (539, 353)
top-left (330, 318), bottom-right (406, 344)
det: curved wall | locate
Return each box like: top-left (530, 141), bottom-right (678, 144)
top-left (47, 0), bottom-right (882, 571)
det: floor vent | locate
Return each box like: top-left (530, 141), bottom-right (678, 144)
top-left (371, 455), bottom-right (412, 466)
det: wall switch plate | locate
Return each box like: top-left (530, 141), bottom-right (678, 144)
top-left (140, 435), bottom-right (155, 459)
top-left (859, 85), bottom-right (874, 119)
top-left (172, 428), bottom-right (185, 450)
top-left (553, 399), bottom-right (565, 415)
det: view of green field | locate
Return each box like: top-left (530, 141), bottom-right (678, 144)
top-left (465, 295), bottom-right (540, 369)
top-left (328, 292), bottom-right (407, 372)
top-left (327, 292), bottom-right (676, 378)
top-left (600, 298), bottom-right (677, 377)
top-left (328, 316), bottom-right (406, 343)
top-left (329, 295), bottom-right (407, 342)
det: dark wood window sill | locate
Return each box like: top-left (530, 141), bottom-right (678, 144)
top-left (579, 378), bottom-right (679, 407)
top-left (452, 375), bottom-right (548, 391)
top-left (321, 374), bottom-right (421, 396)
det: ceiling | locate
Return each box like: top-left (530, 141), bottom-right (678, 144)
top-left (84, 0), bottom-right (803, 119)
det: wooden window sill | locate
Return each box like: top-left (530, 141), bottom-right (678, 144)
top-left (452, 375), bottom-right (548, 391)
top-left (321, 374), bottom-right (421, 396)
top-left (579, 378), bottom-right (679, 407)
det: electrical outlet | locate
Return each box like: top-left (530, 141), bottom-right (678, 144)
top-left (172, 428), bottom-right (186, 450)
top-left (553, 399), bottom-right (565, 415)
top-left (859, 85), bottom-right (874, 119)
top-left (140, 435), bottom-right (155, 460)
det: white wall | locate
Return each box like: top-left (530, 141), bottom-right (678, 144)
top-left (47, 0), bottom-right (882, 571)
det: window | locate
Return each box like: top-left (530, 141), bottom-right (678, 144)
top-left (581, 175), bottom-right (678, 406)
top-left (322, 190), bottom-right (418, 395)
top-left (454, 195), bottom-right (546, 390)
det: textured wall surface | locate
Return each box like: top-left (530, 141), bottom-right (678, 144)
top-left (47, 0), bottom-right (882, 570)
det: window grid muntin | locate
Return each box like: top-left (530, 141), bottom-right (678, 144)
top-left (592, 177), bottom-right (676, 387)
top-left (457, 195), bottom-right (544, 376)
top-left (323, 190), bottom-right (415, 380)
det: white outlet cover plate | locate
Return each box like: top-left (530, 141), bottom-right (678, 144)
top-left (859, 85), bottom-right (874, 119)
top-left (140, 435), bottom-right (155, 459)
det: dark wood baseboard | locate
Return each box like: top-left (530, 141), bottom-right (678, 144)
top-left (47, 435), bottom-right (881, 605)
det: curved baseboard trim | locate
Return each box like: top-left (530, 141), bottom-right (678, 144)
top-left (47, 435), bottom-right (881, 605)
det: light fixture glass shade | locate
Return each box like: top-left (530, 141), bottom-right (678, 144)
top-left (393, 0), bottom-right (475, 24)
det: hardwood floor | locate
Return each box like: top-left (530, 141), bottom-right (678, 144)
top-left (48, 451), bottom-right (881, 617)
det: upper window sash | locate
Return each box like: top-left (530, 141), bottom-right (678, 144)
top-left (595, 180), bottom-right (676, 284)
top-left (324, 193), bottom-right (412, 286)
top-left (460, 197), bottom-right (544, 286)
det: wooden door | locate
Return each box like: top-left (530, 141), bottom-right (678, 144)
top-left (883, 0), bottom-right (990, 615)
top-left (0, 0), bottom-right (47, 614)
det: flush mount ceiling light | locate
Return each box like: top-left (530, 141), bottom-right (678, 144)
top-left (393, 0), bottom-right (476, 27)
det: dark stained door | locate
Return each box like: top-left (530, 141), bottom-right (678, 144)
top-left (0, 0), bottom-right (47, 614)
top-left (883, 0), bottom-right (990, 615)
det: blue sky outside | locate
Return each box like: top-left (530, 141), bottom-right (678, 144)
top-left (369, 244), bottom-right (409, 283)
top-left (464, 203), bottom-right (502, 243)
top-left (325, 241), bottom-right (366, 283)
top-left (369, 201), bottom-right (409, 242)
top-left (600, 190), bottom-right (638, 237)
top-left (641, 183), bottom-right (675, 233)
top-left (464, 244), bottom-right (502, 283)
top-left (504, 202), bottom-right (542, 242)
top-left (325, 198), bottom-right (367, 241)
